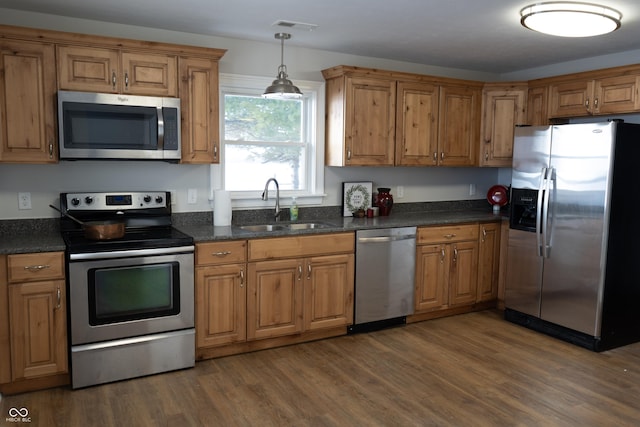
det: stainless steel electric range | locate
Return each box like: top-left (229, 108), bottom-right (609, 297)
top-left (58, 191), bottom-right (195, 389)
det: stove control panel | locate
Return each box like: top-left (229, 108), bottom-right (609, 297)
top-left (64, 192), bottom-right (169, 210)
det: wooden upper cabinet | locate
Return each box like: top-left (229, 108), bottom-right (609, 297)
top-left (549, 72), bottom-right (640, 118)
top-left (479, 84), bottom-right (527, 167)
top-left (179, 56), bottom-right (220, 164)
top-left (344, 76), bottom-right (396, 166)
top-left (0, 39), bottom-right (57, 163)
top-left (57, 45), bottom-right (178, 96)
top-left (438, 85), bottom-right (480, 167)
top-left (395, 81), bottom-right (439, 166)
top-left (527, 85), bottom-right (548, 126)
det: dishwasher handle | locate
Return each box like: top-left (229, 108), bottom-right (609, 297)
top-left (357, 234), bottom-right (416, 243)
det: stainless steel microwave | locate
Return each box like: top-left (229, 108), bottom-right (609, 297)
top-left (58, 91), bottom-right (181, 162)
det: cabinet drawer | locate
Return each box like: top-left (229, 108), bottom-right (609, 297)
top-left (196, 241), bottom-right (247, 266)
top-left (7, 252), bottom-right (65, 283)
top-left (417, 224), bottom-right (479, 244)
top-left (249, 233), bottom-right (355, 261)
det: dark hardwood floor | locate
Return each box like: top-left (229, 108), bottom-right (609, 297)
top-left (2, 310), bottom-right (640, 426)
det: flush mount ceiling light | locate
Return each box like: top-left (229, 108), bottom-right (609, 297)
top-left (520, 2), bottom-right (622, 37)
top-left (263, 32), bottom-right (303, 99)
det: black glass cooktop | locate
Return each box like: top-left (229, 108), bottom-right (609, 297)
top-left (62, 226), bottom-right (193, 254)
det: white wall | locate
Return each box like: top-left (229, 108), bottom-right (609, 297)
top-left (2, 9), bottom-right (639, 219)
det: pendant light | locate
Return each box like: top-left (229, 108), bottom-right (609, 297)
top-left (263, 33), bottom-right (303, 99)
top-left (520, 2), bottom-right (622, 37)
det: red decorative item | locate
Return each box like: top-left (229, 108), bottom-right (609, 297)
top-left (487, 185), bottom-right (509, 207)
top-left (375, 187), bottom-right (394, 216)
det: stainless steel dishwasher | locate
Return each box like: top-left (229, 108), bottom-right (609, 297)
top-left (350, 227), bottom-right (416, 333)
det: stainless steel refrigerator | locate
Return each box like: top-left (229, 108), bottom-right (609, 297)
top-left (505, 121), bottom-right (640, 351)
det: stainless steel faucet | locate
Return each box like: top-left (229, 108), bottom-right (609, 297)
top-left (262, 178), bottom-right (282, 221)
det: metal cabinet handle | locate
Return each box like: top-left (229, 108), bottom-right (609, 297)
top-left (485, 151), bottom-right (489, 161)
top-left (298, 265), bottom-right (303, 281)
top-left (24, 264), bottom-right (50, 271)
top-left (443, 233), bottom-right (456, 239)
top-left (440, 248), bottom-right (445, 263)
top-left (433, 152), bottom-right (438, 162)
top-left (594, 97), bottom-right (599, 109)
top-left (453, 247), bottom-right (458, 263)
top-left (56, 287), bottom-right (61, 310)
top-left (213, 251), bottom-right (231, 257)
top-left (49, 140), bottom-right (54, 158)
top-left (213, 145), bottom-right (218, 159)
top-left (239, 269), bottom-right (244, 287)
top-left (125, 71), bottom-right (129, 89)
top-left (307, 263), bottom-right (312, 280)
top-left (112, 71), bottom-right (117, 90)
top-left (482, 227), bottom-right (487, 242)
top-left (441, 152), bottom-right (445, 161)
top-left (347, 148), bottom-right (352, 160)
top-left (585, 98), bottom-right (590, 111)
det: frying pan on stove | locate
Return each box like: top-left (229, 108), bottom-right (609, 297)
top-left (50, 204), bottom-right (125, 240)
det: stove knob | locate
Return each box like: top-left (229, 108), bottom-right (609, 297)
top-left (71, 197), bottom-right (80, 206)
top-left (84, 196), bottom-right (94, 205)
top-left (155, 196), bottom-right (164, 204)
top-left (144, 195), bottom-right (152, 203)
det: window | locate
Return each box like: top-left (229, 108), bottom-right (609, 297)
top-left (217, 74), bottom-right (325, 208)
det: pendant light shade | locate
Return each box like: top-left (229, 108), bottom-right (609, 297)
top-left (263, 33), bottom-right (303, 99)
top-left (520, 2), bottom-right (622, 37)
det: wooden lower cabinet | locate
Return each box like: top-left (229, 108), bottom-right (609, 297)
top-left (1, 252), bottom-right (69, 394)
top-left (196, 233), bottom-right (355, 358)
top-left (414, 223), bottom-right (493, 316)
top-left (477, 222), bottom-right (501, 302)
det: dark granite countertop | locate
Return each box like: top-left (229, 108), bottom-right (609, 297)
top-left (0, 202), bottom-right (508, 254)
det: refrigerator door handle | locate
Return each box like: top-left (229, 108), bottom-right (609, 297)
top-left (536, 167), bottom-right (547, 257)
top-left (541, 167), bottom-right (554, 258)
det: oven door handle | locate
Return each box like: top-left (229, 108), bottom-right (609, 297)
top-left (69, 245), bottom-right (194, 261)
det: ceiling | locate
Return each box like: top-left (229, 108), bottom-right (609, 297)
top-left (0, 0), bottom-right (638, 73)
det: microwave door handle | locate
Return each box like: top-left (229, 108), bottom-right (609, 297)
top-left (157, 107), bottom-right (165, 150)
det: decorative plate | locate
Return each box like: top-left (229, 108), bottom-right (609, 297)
top-left (487, 185), bottom-right (509, 206)
top-left (342, 182), bottom-right (372, 216)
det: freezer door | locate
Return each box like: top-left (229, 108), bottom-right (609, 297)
top-left (512, 126), bottom-right (552, 190)
top-left (540, 122), bottom-right (614, 336)
top-left (505, 229), bottom-right (543, 316)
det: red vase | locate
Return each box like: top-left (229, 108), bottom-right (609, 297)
top-left (375, 188), bottom-right (393, 216)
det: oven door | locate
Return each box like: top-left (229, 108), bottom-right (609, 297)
top-left (68, 246), bottom-right (194, 345)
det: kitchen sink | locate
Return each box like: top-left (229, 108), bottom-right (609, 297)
top-left (237, 221), bottom-right (336, 233)
top-left (238, 224), bottom-right (287, 232)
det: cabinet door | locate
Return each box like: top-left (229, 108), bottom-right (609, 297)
top-left (196, 264), bottom-right (246, 348)
top-left (448, 241), bottom-right (479, 306)
top-left (395, 81), bottom-right (439, 166)
top-left (247, 259), bottom-right (303, 340)
top-left (9, 280), bottom-right (67, 380)
top-left (303, 254), bottom-right (354, 331)
top-left (345, 76), bottom-right (395, 166)
top-left (414, 244), bottom-right (449, 312)
top-left (549, 80), bottom-right (594, 118)
top-left (0, 40), bottom-right (57, 163)
top-left (438, 85), bottom-right (480, 166)
top-left (594, 75), bottom-right (640, 114)
top-left (527, 86), bottom-right (548, 126)
top-left (179, 56), bottom-right (220, 163)
top-left (480, 89), bottom-right (525, 167)
top-left (477, 223), bottom-right (501, 302)
top-left (121, 52), bottom-right (178, 96)
top-left (57, 45), bottom-right (121, 93)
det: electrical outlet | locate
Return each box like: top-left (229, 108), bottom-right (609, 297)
top-left (187, 188), bottom-right (197, 204)
top-left (18, 192), bottom-right (32, 210)
top-left (397, 186), bottom-right (404, 198)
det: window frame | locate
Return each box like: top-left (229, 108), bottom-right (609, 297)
top-left (212, 73), bottom-right (326, 209)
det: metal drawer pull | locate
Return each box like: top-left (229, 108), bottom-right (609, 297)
top-left (213, 251), bottom-right (232, 257)
top-left (24, 264), bottom-right (51, 271)
top-left (443, 233), bottom-right (456, 239)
